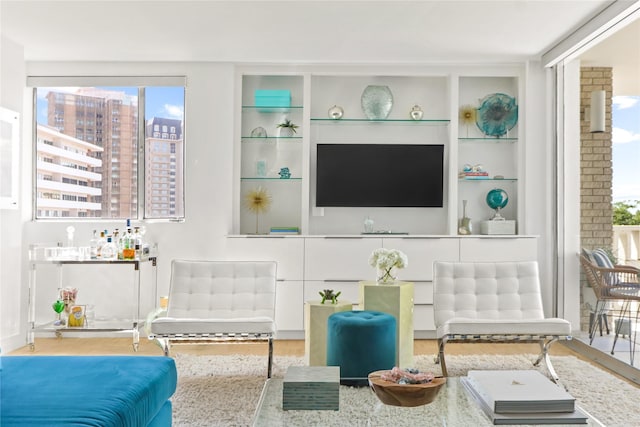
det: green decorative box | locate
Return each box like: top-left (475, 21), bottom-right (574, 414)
top-left (254, 89), bottom-right (291, 111)
top-left (283, 366), bottom-right (339, 411)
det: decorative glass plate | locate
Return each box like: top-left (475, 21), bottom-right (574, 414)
top-left (361, 85), bottom-right (394, 120)
top-left (476, 93), bottom-right (518, 137)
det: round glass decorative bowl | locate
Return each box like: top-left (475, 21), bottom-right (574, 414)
top-left (475, 93), bottom-right (518, 137)
top-left (361, 85), bottom-right (394, 120)
top-left (368, 371), bottom-right (446, 407)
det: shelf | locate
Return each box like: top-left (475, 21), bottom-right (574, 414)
top-left (459, 137), bottom-right (517, 142)
top-left (459, 177), bottom-right (517, 181)
top-left (241, 177), bottom-right (302, 181)
top-left (242, 105), bottom-right (303, 112)
top-left (311, 118), bottom-right (449, 123)
top-left (33, 319), bottom-right (143, 332)
top-left (241, 136), bottom-right (303, 141)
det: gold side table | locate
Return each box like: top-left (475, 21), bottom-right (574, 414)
top-left (304, 300), bottom-right (352, 366)
top-left (359, 281), bottom-right (414, 368)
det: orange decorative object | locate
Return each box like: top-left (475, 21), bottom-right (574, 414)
top-left (368, 370), bottom-right (446, 407)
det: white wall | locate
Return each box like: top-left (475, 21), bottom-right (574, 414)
top-left (1, 36), bottom-right (26, 352)
top-left (0, 54), bottom-right (566, 352)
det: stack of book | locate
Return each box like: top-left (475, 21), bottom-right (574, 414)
top-left (460, 370), bottom-right (588, 425)
top-left (282, 366), bottom-right (339, 411)
top-left (459, 171), bottom-right (490, 179)
top-left (269, 226), bottom-right (300, 235)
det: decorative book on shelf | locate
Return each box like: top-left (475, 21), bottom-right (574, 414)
top-left (270, 226), bottom-right (300, 235)
top-left (460, 370), bottom-right (588, 425)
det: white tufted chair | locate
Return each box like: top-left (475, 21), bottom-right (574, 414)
top-left (433, 261), bottom-right (571, 384)
top-left (149, 260), bottom-right (277, 377)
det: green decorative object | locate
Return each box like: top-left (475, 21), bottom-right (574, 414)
top-left (52, 298), bottom-right (65, 325)
top-left (486, 188), bottom-right (509, 220)
top-left (319, 289), bottom-right (341, 304)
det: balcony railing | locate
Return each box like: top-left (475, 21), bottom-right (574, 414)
top-left (613, 225), bottom-right (640, 264)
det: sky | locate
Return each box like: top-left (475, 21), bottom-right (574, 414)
top-left (612, 96), bottom-right (640, 203)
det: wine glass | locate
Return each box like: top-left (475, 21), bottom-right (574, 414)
top-left (52, 299), bottom-right (65, 326)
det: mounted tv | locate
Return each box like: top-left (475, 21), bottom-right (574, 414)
top-left (316, 143), bottom-right (444, 207)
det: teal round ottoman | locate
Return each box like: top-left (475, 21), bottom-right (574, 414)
top-left (326, 310), bottom-right (396, 386)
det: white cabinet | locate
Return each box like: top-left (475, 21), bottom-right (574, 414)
top-left (226, 234), bottom-right (538, 337)
top-left (459, 237), bottom-right (537, 262)
top-left (275, 280), bottom-right (304, 334)
top-left (225, 236), bottom-right (304, 280)
top-left (382, 237), bottom-right (459, 281)
top-left (304, 237), bottom-right (383, 280)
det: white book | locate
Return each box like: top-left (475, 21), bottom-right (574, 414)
top-left (461, 377), bottom-right (588, 425)
top-left (465, 370), bottom-right (575, 413)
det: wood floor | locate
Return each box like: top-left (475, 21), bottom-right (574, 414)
top-left (9, 337), bottom-right (582, 358)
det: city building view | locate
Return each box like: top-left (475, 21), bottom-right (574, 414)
top-left (35, 87), bottom-right (184, 218)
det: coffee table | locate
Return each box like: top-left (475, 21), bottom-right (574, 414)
top-left (252, 378), bottom-right (604, 426)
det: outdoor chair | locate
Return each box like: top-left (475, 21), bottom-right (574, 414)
top-left (148, 260), bottom-right (277, 377)
top-left (433, 261), bottom-right (572, 384)
top-left (580, 249), bottom-right (640, 364)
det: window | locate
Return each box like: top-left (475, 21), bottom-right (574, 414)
top-left (31, 78), bottom-right (185, 220)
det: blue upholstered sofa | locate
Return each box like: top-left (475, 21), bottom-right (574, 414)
top-left (0, 355), bottom-right (177, 426)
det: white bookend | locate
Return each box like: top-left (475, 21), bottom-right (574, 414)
top-left (465, 370), bottom-right (575, 414)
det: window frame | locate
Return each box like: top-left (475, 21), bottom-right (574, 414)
top-left (27, 75), bottom-right (187, 222)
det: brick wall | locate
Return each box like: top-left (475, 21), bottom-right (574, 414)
top-left (580, 67), bottom-right (613, 330)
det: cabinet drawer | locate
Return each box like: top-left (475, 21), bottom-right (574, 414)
top-left (225, 237), bottom-right (304, 280)
top-left (304, 238), bottom-right (383, 280)
top-left (459, 237), bottom-right (537, 262)
top-left (412, 281), bottom-right (433, 305)
top-left (383, 237), bottom-right (459, 280)
top-left (304, 280), bottom-right (359, 307)
top-left (275, 280), bottom-right (303, 332)
top-left (413, 304), bottom-right (435, 331)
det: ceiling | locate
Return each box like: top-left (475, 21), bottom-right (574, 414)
top-left (579, 17), bottom-right (640, 95)
top-left (0, 0), bottom-right (620, 64)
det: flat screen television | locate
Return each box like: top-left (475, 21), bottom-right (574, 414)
top-left (316, 143), bottom-right (444, 207)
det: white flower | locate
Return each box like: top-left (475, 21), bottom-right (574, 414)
top-left (368, 248), bottom-right (408, 270)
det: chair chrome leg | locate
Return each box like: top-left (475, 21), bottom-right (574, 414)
top-left (534, 338), bottom-right (563, 387)
top-left (437, 338), bottom-right (448, 377)
top-left (267, 337), bottom-right (273, 378)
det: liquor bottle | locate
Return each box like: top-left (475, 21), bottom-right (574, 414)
top-left (96, 230), bottom-right (107, 259)
top-left (101, 236), bottom-right (117, 260)
top-left (122, 228), bottom-right (135, 260)
top-left (133, 226), bottom-right (143, 260)
top-left (113, 229), bottom-right (122, 259)
top-left (89, 230), bottom-right (98, 260)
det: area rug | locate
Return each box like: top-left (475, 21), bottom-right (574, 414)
top-left (171, 353), bottom-right (640, 426)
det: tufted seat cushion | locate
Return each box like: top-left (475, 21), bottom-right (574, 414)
top-left (438, 318), bottom-right (571, 337)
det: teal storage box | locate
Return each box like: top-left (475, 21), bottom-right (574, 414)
top-left (255, 89), bottom-right (291, 111)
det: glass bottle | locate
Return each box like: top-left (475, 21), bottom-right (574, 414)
top-left (113, 229), bottom-right (122, 259)
top-left (133, 227), bottom-right (143, 260)
top-left (122, 228), bottom-right (135, 260)
top-left (89, 230), bottom-right (98, 259)
top-left (101, 236), bottom-right (117, 260)
top-left (96, 231), bottom-right (107, 259)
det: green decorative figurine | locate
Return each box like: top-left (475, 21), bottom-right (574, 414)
top-left (319, 289), bottom-right (341, 304)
